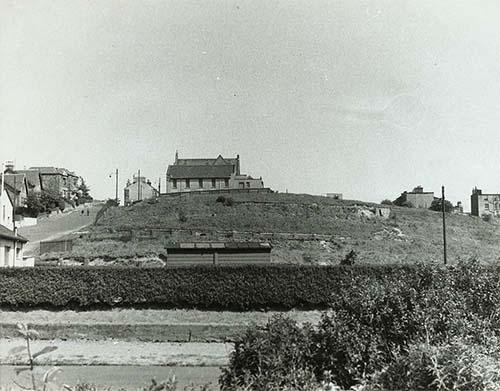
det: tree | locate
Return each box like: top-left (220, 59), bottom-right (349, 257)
top-left (77, 179), bottom-right (93, 205)
top-left (393, 193), bottom-right (413, 208)
top-left (429, 199), bottom-right (454, 213)
top-left (381, 199), bottom-right (393, 205)
top-left (24, 193), bottom-right (44, 217)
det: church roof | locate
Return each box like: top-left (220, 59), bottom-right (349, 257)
top-left (167, 164), bottom-right (235, 179)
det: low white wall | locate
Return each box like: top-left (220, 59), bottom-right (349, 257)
top-left (15, 256), bottom-right (35, 267)
top-left (16, 217), bottom-right (38, 227)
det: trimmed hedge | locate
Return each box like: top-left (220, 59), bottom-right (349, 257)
top-left (0, 263), bottom-right (499, 310)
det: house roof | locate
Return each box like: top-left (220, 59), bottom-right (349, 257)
top-left (167, 164), bottom-right (235, 179)
top-left (0, 224), bottom-right (28, 243)
top-left (167, 242), bottom-right (272, 250)
top-left (30, 166), bottom-right (70, 176)
top-left (15, 170), bottom-right (43, 189)
top-left (0, 182), bottom-right (17, 205)
top-left (3, 174), bottom-right (27, 193)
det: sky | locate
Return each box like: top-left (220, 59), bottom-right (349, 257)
top-left (1, 0), bottom-right (500, 210)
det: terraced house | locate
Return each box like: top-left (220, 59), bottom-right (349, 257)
top-left (165, 152), bottom-right (264, 193)
top-left (0, 183), bottom-right (29, 267)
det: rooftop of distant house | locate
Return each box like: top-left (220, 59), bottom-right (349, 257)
top-left (30, 167), bottom-right (78, 177)
top-left (406, 186), bottom-right (434, 195)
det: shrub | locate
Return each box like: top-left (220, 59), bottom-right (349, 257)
top-left (380, 199), bottom-right (393, 205)
top-left (220, 315), bottom-right (316, 390)
top-left (482, 213), bottom-right (493, 223)
top-left (218, 261), bottom-right (500, 390)
top-left (224, 197), bottom-right (234, 207)
top-left (216, 196), bottom-right (226, 203)
top-left (429, 199), bottom-right (454, 213)
top-left (178, 209), bottom-right (188, 222)
top-left (369, 341), bottom-right (500, 391)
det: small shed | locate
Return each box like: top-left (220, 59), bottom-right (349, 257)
top-left (166, 242), bottom-right (272, 266)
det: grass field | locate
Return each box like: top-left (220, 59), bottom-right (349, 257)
top-left (53, 192), bottom-right (500, 264)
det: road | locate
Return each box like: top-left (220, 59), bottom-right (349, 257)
top-left (18, 203), bottom-right (101, 256)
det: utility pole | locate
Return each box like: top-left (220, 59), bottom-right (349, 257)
top-left (442, 185), bottom-right (447, 265)
top-left (115, 168), bottom-right (119, 205)
top-left (158, 177), bottom-right (161, 195)
top-left (137, 169), bottom-right (141, 202)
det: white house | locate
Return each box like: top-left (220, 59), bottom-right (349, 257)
top-left (0, 185), bottom-right (29, 267)
top-left (123, 175), bottom-right (159, 206)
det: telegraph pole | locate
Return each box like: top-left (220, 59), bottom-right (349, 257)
top-left (115, 168), bottom-right (119, 205)
top-left (442, 185), bottom-right (447, 265)
top-left (137, 169), bottom-right (141, 202)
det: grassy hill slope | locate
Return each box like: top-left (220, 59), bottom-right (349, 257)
top-left (68, 192), bottom-right (500, 264)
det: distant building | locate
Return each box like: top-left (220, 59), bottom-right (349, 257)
top-left (394, 186), bottom-right (435, 208)
top-left (454, 201), bottom-right (464, 214)
top-left (325, 193), bottom-right (343, 200)
top-left (470, 187), bottom-right (500, 217)
top-left (165, 152), bottom-right (264, 193)
top-left (29, 166), bottom-right (80, 199)
top-left (124, 175), bottom-right (158, 206)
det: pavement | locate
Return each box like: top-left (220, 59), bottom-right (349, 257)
top-left (0, 339), bottom-right (232, 366)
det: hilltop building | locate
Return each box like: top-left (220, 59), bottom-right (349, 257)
top-left (470, 188), bottom-right (500, 217)
top-left (124, 175), bottom-right (158, 206)
top-left (394, 186), bottom-right (435, 208)
top-left (29, 166), bottom-right (80, 199)
top-left (165, 152), bottom-right (264, 193)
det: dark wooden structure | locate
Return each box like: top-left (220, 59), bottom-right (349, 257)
top-left (166, 242), bottom-right (272, 265)
top-left (39, 239), bottom-right (73, 255)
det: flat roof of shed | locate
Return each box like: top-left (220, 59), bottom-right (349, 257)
top-left (169, 242), bottom-right (272, 250)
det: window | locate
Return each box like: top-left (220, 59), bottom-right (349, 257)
top-left (172, 179), bottom-right (177, 188)
top-left (485, 204), bottom-right (490, 210)
top-left (199, 179), bottom-right (203, 188)
top-left (212, 179), bottom-right (216, 188)
top-left (224, 179), bottom-right (229, 187)
top-left (239, 182), bottom-right (245, 189)
top-left (186, 179), bottom-right (190, 188)
top-left (246, 182), bottom-right (250, 188)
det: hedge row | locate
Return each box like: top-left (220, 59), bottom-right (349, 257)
top-left (0, 263), bottom-right (498, 310)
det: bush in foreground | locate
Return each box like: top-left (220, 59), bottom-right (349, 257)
top-left (220, 261), bottom-right (500, 390)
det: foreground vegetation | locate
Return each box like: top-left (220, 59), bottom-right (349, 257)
top-left (221, 260), bottom-right (500, 391)
top-left (5, 261), bottom-right (500, 390)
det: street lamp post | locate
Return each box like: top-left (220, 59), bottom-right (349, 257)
top-left (109, 169), bottom-right (119, 205)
